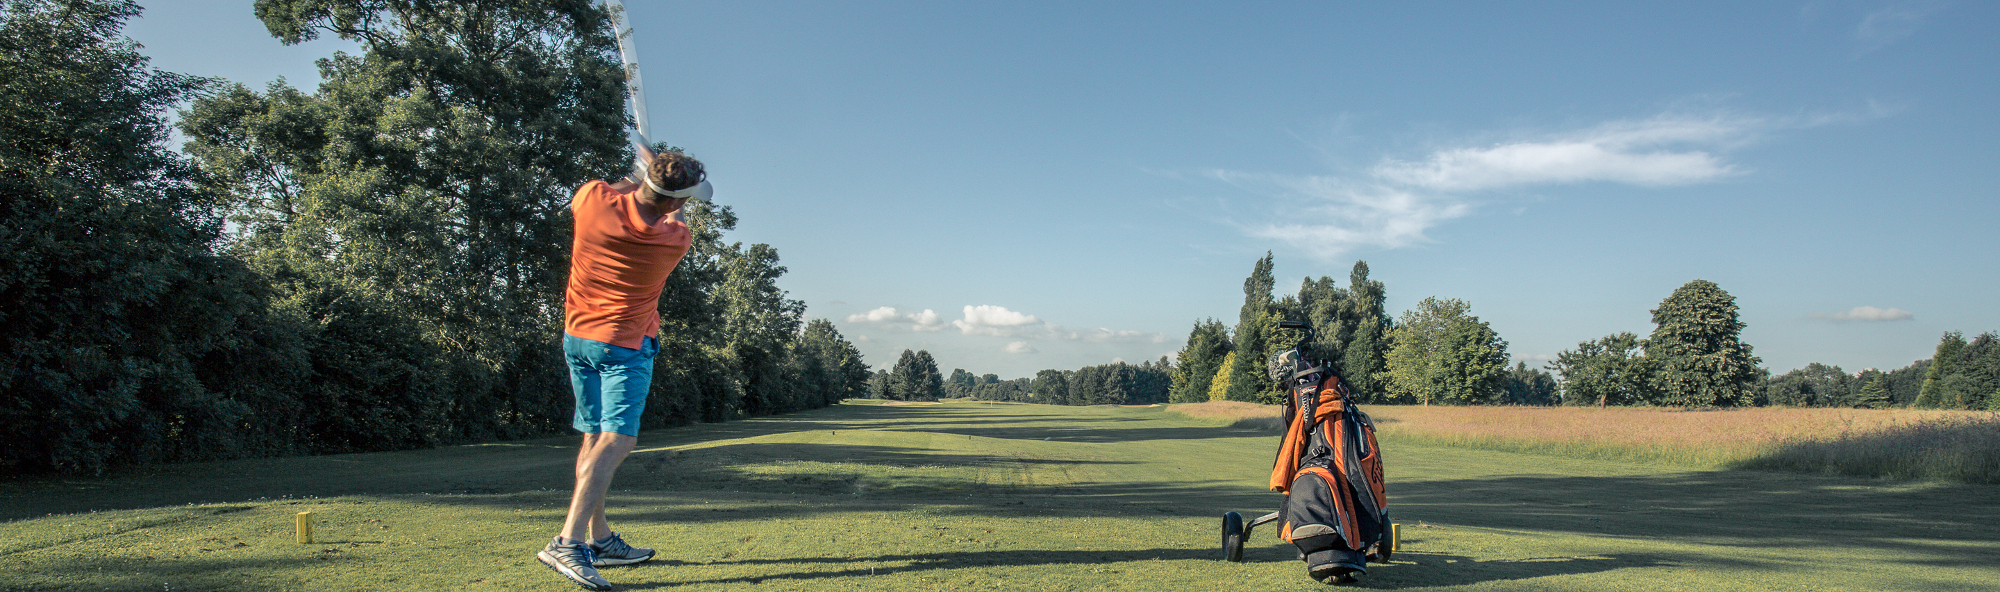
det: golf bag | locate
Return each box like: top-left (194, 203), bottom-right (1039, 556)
top-left (1267, 349), bottom-right (1391, 580)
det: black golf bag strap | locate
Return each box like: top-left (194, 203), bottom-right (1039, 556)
top-left (1297, 382), bottom-right (1317, 429)
top-left (1337, 401), bottom-right (1384, 520)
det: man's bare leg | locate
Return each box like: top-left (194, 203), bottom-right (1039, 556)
top-left (561, 432), bottom-right (636, 542)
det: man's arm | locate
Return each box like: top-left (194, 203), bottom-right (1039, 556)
top-left (610, 142), bottom-right (657, 193)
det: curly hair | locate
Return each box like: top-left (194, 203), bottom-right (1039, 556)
top-left (645, 151), bottom-right (706, 198)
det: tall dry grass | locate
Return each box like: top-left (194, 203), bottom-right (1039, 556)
top-left (1165, 402), bottom-right (2000, 484)
top-left (1165, 401), bottom-right (1287, 431)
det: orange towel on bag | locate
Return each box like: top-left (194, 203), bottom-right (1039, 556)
top-left (1269, 376), bottom-right (1350, 492)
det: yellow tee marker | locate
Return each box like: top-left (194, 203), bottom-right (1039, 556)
top-left (295, 511), bottom-right (314, 544)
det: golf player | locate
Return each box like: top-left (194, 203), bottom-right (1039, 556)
top-left (536, 145), bottom-right (710, 590)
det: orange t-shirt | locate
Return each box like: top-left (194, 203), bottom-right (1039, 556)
top-left (563, 180), bottom-right (692, 349)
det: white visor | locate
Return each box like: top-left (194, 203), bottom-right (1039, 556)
top-left (645, 178), bottom-right (711, 201)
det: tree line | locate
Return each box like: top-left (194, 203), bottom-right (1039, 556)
top-left (1164, 253), bottom-right (1986, 410)
top-left (861, 348), bottom-right (1175, 406)
top-left (855, 255), bottom-right (1984, 412)
top-left (1166, 254), bottom-right (1545, 406)
top-left (0, 0), bottom-right (866, 475)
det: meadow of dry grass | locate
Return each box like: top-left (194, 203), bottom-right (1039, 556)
top-left (1164, 401), bottom-right (1285, 430)
top-left (1166, 401), bottom-right (2000, 484)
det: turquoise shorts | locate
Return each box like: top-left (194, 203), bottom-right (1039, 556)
top-left (564, 334), bottom-right (656, 436)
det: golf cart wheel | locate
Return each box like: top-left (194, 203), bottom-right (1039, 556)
top-left (1380, 523), bottom-right (1399, 562)
top-left (1221, 511), bottom-right (1245, 562)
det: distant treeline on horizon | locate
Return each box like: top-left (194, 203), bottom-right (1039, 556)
top-left (917, 255), bottom-right (1997, 412)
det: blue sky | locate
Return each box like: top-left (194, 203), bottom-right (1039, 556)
top-left (129, 1), bottom-right (1998, 380)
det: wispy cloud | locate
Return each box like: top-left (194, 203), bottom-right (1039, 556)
top-left (1237, 180), bottom-right (1471, 255)
top-left (1855, 2), bottom-right (1941, 52)
top-left (1004, 341), bottom-right (1037, 354)
top-left (849, 304), bottom-right (1167, 344)
top-left (1814, 306), bottom-right (1915, 322)
top-left (1372, 117), bottom-right (1747, 191)
top-left (1214, 114), bottom-right (1770, 260)
top-left (843, 306), bottom-right (946, 331)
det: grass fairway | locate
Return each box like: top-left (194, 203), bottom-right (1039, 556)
top-left (2, 400), bottom-right (1997, 591)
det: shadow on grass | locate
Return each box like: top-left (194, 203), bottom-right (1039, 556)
top-left (0, 545), bottom-right (1672, 591)
top-left (9, 400), bottom-right (1998, 578)
top-left (750, 404), bottom-right (1271, 443)
top-left (407, 477), bottom-right (1282, 526)
top-left (0, 403), bottom-right (1267, 520)
top-left (1393, 470), bottom-right (2000, 567)
top-left (596, 546), bottom-right (1683, 590)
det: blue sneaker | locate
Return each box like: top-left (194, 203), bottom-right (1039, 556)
top-left (590, 532), bottom-right (655, 567)
top-left (538, 538), bottom-right (612, 590)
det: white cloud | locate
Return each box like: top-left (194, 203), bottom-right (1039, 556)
top-left (847, 306), bottom-right (900, 323)
top-left (843, 306), bottom-right (946, 331)
top-left (908, 308), bottom-right (944, 330)
top-left (1372, 117), bottom-right (1747, 191)
top-left (1817, 306), bottom-right (1915, 322)
top-left (1213, 115), bottom-right (1762, 260)
top-left (954, 305), bottom-right (1040, 330)
top-left (1232, 176), bottom-right (1472, 260)
top-left (942, 304), bottom-right (1168, 344)
top-left (1075, 328), bottom-right (1171, 344)
top-left (1856, 2), bottom-right (1940, 51)
top-left (952, 305), bottom-right (1042, 337)
top-left (1004, 341), bottom-right (1036, 354)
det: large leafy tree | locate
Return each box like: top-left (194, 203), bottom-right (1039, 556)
top-left (1644, 280), bottom-right (1760, 407)
top-left (790, 319), bottom-right (870, 408)
top-left (181, 0), bottom-right (630, 440)
top-left (1379, 297), bottom-right (1508, 405)
top-left (887, 349), bottom-right (942, 401)
top-left (1548, 332), bottom-right (1652, 407)
top-left (0, 0), bottom-right (307, 473)
top-left (721, 243), bottom-right (806, 415)
top-left (181, 0), bottom-right (862, 437)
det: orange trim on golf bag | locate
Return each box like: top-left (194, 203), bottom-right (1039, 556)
top-left (1279, 467), bottom-right (1360, 546)
top-left (1269, 375), bottom-right (1350, 493)
top-left (1269, 373), bottom-right (1389, 552)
